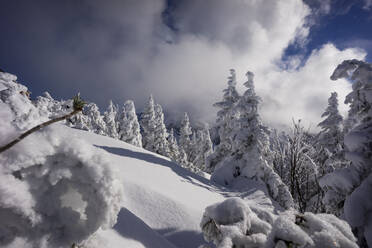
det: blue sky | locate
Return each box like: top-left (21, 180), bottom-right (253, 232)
top-left (286, 0), bottom-right (372, 61)
top-left (0, 0), bottom-right (371, 128)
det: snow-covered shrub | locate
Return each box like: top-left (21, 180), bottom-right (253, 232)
top-left (0, 71), bottom-right (123, 247)
top-left (34, 92), bottom-right (73, 120)
top-left (0, 72), bottom-right (45, 131)
top-left (201, 198), bottom-right (358, 248)
top-left (272, 120), bottom-right (322, 213)
top-left (321, 59), bottom-right (372, 246)
top-left (0, 126), bottom-right (123, 248)
top-left (200, 198), bottom-right (270, 248)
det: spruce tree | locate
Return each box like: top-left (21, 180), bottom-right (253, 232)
top-left (140, 95), bottom-right (156, 151)
top-left (103, 100), bottom-right (119, 139)
top-left (316, 92), bottom-right (344, 175)
top-left (179, 112), bottom-right (192, 162)
top-left (168, 128), bottom-right (180, 162)
top-left (206, 69), bottom-right (240, 173)
top-left (118, 100), bottom-right (142, 147)
top-left (193, 125), bottom-right (214, 171)
top-left (83, 103), bottom-right (107, 135)
top-left (320, 60), bottom-right (372, 246)
top-left (153, 103), bottom-right (170, 156)
top-left (211, 71), bottom-right (294, 210)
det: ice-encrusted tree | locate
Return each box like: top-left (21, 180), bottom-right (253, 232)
top-left (193, 126), bottom-right (214, 171)
top-left (179, 112), bottom-right (192, 162)
top-left (103, 100), bottom-right (119, 139)
top-left (153, 103), bottom-right (170, 156)
top-left (35, 92), bottom-right (64, 118)
top-left (320, 60), bottom-right (372, 247)
top-left (140, 95), bottom-right (156, 151)
top-left (118, 100), bottom-right (142, 147)
top-left (71, 111), bottom-right (91, 131)
top-left (316, 92), bottom-right (345, 175)
top-left (212, 71), bottom-right (294, 210)
top-left (167, 128), bottom-right (180, 162)
top-left (83, 103), bottom-right (107, 135)
top-left (206, 69), bottom-right (240, 173)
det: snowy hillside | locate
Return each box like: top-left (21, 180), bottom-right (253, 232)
top-left (57, 125), bottom-right (285, 248)
top-left (1, 66), bottom-right (368, 247)
top-left (2, 123), bottom-right (276, 248)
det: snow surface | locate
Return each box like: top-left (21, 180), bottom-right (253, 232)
top-left (10, 123), bottom-right (281, 248)
top-left (64, 125), bottom-right (234, 248)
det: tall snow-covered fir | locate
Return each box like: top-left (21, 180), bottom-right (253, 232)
top-left (140, 95), bottom-right (157, 152)
top-left (320, 59), bottom-right (372, 247)
top-left (103, 100), bottom-right (119, 139)
top-left (118, 100), bottom-right (142, 147)
top-left (206, 69), bottom-right (240, 173)
top-left (211, 71), bottom-right (294, 210)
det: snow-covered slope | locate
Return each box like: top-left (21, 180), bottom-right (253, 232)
top-left (62, 126), bottom-right (229, 248)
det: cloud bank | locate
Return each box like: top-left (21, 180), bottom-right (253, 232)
top-left (0, 0), bottom-right (366, 129)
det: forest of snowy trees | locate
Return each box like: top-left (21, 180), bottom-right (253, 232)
top-left (0, 58), bottom-right (371, 247)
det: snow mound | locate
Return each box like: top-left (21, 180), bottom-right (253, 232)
top-left (201, 198), bottom-right (358, 248)
top-left (0, 126), bottom-right (123, 247)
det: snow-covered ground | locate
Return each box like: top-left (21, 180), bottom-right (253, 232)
top-left (55, 125), bottom-right (268, 248)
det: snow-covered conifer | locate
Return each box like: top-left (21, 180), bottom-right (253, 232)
top-left (83, 103), bottom-right (107, 135)
top-left (140, 95), bottom-right (156, 151)
top-left (212, 71), bottom-right (294, 209)
top-left (153, 103), bottom-right (169, 156)
top-left (168, 128), bottom-right (180, 162)
top-left (320, 60), bottom-right (372, 246)
top-left (103, 100), bottom-right (119, 139)
top-left (118, 100), bottom-right (142, 147)
top-left (35, 92), bottom-right (65, 118)
top-left (193, 125), bottom-right (214, 171)
top-left (179, 112), bottom-right (192, 161)
top-left (206, 69), bottom-right (240, 173)
top-left (316, 92), bottom-right (345, 175)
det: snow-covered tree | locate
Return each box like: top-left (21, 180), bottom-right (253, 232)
top-left (206, 69), bottom-right (240, 173)
top-left (212, 71), bottom-right (294, 210)
top-left (35, 92), bottom-right (64, 118)
top-left (179, 112), bottom-right (192, 162)
top-left (284, 120), bottom-right (322, 213)
top-left (83, 103), bottom-right (107, 135)
top-left (167, 128), bottom-right (180, 162)
top-left (153, 103), bottom-right (169, 156)
top-left (71, 111), bottom-right (91, 131)
top-left (103, 100), bottom-right (119, 139)
top-left (140, 95), bottom-right (156, 151)
top-left (316, 92), bottom-right (345, 175)
top-left (320, 60), bottom-right (372, 247)
top-left (118, 100), bottom-right (142, 147)
top-left (193, 125), bottom-right (214, 171)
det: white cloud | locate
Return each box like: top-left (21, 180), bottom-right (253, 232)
top-left (255, 44), bottom-right (366, 130)
top-left (2, 0), bottom-right (368, 130)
